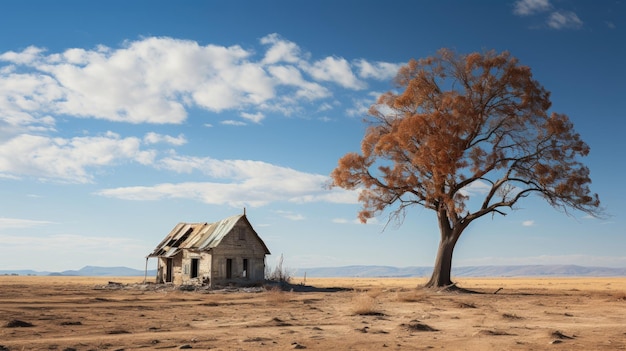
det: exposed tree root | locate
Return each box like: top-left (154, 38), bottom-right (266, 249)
top-left (419, 282), bottom-right (483, 294)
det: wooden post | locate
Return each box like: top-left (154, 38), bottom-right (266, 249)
top-left (143, 257), bottom-right (149, 283)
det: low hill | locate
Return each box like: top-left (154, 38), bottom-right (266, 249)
top-left (292, 265), bottom-right (626, 277)
top-left (1, 266), bottom-right (156, 277)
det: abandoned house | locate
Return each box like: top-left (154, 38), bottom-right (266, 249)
top-left (147, 213), bottom-right (270, 287)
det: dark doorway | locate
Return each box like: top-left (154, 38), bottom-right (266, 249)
top-left (226, 258), bottom-right (233, 279)
top-left (243, 258), bottom-right (249, 278)
top-left (166, 258), bottom-right (173, 283)
top-left (191, 258), bottom-right (199, 278)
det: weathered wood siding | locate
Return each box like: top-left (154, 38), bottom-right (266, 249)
top-left (210, 222), bottom-right (267, 286)
top-left (156, 253), bottom-right (184, 285)
top-left (179, 251), bottom-right (212, 285)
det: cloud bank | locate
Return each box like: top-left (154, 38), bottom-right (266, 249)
top-left (0, 34), bottom-right (397, 206)
top-left (0, 34), bottom-right (400, 128)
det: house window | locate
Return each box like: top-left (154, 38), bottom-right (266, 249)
top-left (238, 228), bottom-right (245, 240)
top-left (191, 258), bottom-right (199, 278)
top-left (243, 259), bottom-right (248, 278)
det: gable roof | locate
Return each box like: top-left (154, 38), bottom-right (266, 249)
top-left (148, 214), bottom-right (270, 258)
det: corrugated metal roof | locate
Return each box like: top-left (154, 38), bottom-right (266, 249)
top-left (147, 214), bottom-right (270, 257)
top-left (163, 247), bottom-right (180, 258)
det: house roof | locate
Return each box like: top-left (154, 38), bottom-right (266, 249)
top-left (147, 214), bottom-right (270, 257)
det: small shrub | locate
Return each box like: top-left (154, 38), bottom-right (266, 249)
top-left (265, 286), bottom-right (291, 304)
top-left (265, 254), bottom-right (292, 283)
top-left (395, 289), bottom-right (427, 303)
top-left (351, 292), bottom-right (383, 316)
top-left (612, 292), bottom-right (626, 301)
top-left (366, 288), bottom-right (383, 299)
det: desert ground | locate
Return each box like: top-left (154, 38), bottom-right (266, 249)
top-left (0, 276), bottom-right (625, 350)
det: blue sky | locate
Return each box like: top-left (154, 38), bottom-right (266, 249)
top-left (0, 0), bottom-right (624, 272)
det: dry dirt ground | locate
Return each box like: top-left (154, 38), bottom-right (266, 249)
top-left (1, 276), bottom-right (625, 351)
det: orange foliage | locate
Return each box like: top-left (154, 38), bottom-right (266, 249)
top-left (331, 48), bottom-right (601, 229)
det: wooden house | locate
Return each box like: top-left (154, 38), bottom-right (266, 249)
top-left (147, 213), bottom-right (270, 287)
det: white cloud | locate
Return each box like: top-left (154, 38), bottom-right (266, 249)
top-left (96, 156), bottom-right (353, 208)
top-left (260, 33), bottom-right (303, 64)
top-left (274, 210), bottom-right (306, 221)
top-left (303, 56), bottom-right (366, 90)
top-left (317, 102), bottom-right (333, 112)
top-left (332, 216), bottom-right (378, 225)
top-left (522, 220), bottom-right (535, 227)
top-left (547, 11), bottom-right (583, 29)
top-left (0, 133), bottom-right (155, 183)
top-left (0, 46), bottom-right (47, 65)
top-left (346, 92), bottom-right (380, 117)
top-left (355, 59), bottom-right (401, 80)
top-left (143, 132), bottom-right (187, 146)
top-left (459, 180), bottom-right (491, 196)
top-left (268, 65), bottom-right (330, 100)
top-left (240, 111), bottom-right (265, 123)
top-left (221, 120), bottom-right (247, 126)
top-left (0, 70), bottom-right (63, 132)
top-left (0, 217), bottom-right (54, 229)
top-left (512, 1), bottom-right (583, 30)
top-left (289, 189), bottom-right (359, 204)
top-left (513, 0), bottom-right (551, 16)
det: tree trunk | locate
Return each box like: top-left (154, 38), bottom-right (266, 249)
top-left (424, 205), bottom-right (464, 289)
top-left (424, 235), bottom-right (457, 288)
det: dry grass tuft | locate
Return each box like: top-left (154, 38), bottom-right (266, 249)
top-left (351, 292), bottom-right (383, 316)
top-left (265, 286), bottom-right (292, 304)
top-left (365, 287), bottom-right (383, 298)
top-left (395, 289), bottom-right (428, 303)
top-left (612, 292), bottom-right (626, 301)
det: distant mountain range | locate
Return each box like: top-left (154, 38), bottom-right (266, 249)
top-left (0, 266), bottom-right (157, 277)
top-left (1, 264), bottom-right (625, 278)
top-left (292, 265), bottom-right (626, 277)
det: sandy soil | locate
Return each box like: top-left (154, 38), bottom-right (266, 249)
top-left (1, 276), bottom-right (625, 350)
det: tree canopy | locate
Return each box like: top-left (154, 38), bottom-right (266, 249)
top-left (331, 49), bottom-right (601, 288)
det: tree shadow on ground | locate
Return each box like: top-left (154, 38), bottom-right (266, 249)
top-left (419, 283), bottom-right (485, 294)
top-left (420, 283), bottom-right (559, 296)
top-left (267, 281), bottom-right (352, 293)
